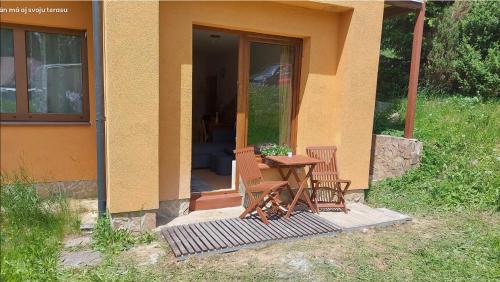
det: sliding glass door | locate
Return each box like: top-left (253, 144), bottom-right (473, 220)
top-left (237, 35), bottom-right (301, 152)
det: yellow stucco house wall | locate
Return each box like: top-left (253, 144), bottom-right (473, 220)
top-left (0, 1), bottom-right (97, 184)
top-left (1, 1), bottom-right (384, 221)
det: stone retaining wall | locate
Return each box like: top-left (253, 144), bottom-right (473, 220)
top-left (36, 180), bottom-right (97, 199)
top-left (370, 134), bottom-right (423, 182)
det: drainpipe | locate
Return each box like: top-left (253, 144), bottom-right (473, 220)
top-left (92, 0), bottom-right (106, 216)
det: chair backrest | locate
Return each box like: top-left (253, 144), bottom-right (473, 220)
top-left (306, 146), bottom-right (339, 181)
top-left (234, 147), bottom-right (264, 188)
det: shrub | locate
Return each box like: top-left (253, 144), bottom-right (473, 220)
top-left (376, 1), bottom-right (451, 100)
top-left (426, 1), bottom-right (500, 97)
top-left (372, 100), bottom-right (406, 136)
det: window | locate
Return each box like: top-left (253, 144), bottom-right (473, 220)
top-left (0, 24), bottom-right (88, 122)
top-left (247, 42), bottom-right (295, 146)
top-left (241, 34), bottom-right (301, 151)
top-left (0, 29), bottom-right (15, 113)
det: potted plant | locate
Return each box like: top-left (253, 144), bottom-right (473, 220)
top-left (258, 143), bottom-right (292, 166)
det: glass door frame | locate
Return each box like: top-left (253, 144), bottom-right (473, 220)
top-left (237, 33), bottom-right (303, 155)
top-left (190, 25), bottom-right (302, 205)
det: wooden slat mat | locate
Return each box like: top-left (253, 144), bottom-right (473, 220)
top-left (162, 211), bottom-right (340, 260)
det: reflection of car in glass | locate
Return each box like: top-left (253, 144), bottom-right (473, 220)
top-left (0, 87), bottom-right (16, 96)
top-left (28, 63), bottom-right (83, 113)
top-left (250, 63), bottom-right (291, 85)
top-left (1, 63), bottom-right (83, 113)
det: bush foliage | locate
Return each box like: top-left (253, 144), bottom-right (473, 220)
top-left (377, 1), bottom-right (499, 99)
top-left (426, 1), bottom-right (500, 97)
top-left (377, 1), bottom-right (451, 100)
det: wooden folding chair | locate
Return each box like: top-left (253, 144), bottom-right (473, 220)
top-left (306, 146), bottom-right (351, 213)
top-left (234, 147), bottom-right (290, 224)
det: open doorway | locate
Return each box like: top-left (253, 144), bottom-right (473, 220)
top-left (191, 28), bottom-right (239, 194)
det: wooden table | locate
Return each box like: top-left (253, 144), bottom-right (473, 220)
top-left (265, 155), bottom-right (323, 217)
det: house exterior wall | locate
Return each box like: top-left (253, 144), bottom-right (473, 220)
top-left (1, 1), bottom-right (384, 215)
top-left (0, 1), bottom-right (96, 183)
top-left (102, 1), bottom-right (160, 213)
top-left (158, 1), bottom-right (384, 203)
top-left (334, 3), bottom-right (384, 192)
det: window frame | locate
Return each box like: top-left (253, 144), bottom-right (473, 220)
top-left (0, 23), bottom-right (89, 122)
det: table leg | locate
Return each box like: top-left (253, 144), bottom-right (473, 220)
top-left (297, 164), bottom-right (318, 213)
top-left (286, 184), bottom-right (302, 218)
top-left (277, 166), bottom-right (296, 200)
top-left (286, 164), bottom-right (318, 217)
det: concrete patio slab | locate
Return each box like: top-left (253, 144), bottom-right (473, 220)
top-left (157, 206), bottom-right (245, 229)
top-left (317, 203), bottom-right (411, 231)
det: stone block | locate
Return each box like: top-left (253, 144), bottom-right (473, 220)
top-left (141, 212), bottom-right (157, 230)
top-left (60, 250), bottom-right (102, 268)
top-left (63, 235), bottom-right (91, 249)
top-left (122, 242), bottom-right (163, 266)
top-left (158, 199), bottom-right (190, 221)
top-left (111, 210), bottom-right (158, 232)
top-left (345, 189), bottom-right (364, 203)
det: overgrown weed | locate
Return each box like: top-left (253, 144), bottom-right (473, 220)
top-left (0, 172), bottom-right (79, 280)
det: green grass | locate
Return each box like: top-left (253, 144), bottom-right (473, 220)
top-left (310, 212), bottom-right (500, 281)
top-left (368, 95), bottom-right (500, 214)
top-left (0, 95), bottom-right (16, 113)
top-left (0, 173), bottom-right (79, 281)
top-left (59, 211), bottom-right (499, 281)
top-left (248, 83), bottom-right (281, 145)
top-left (91, 215), bottom-right (156, 254)
top-left (0, 173), bottom-right (157, 281)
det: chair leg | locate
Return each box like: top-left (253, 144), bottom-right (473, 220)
top-left (240, 190), bottom-right (271, 224)
top-left (240, 203), bottom-right (255, 219)
top-left (259, 196), bottom-right (273, 209)
top-left (268, 189), bottom-right (286, 215)
top-left (312, 182), bottom-right (319, 213)
top-left (256, 206), bottom-right (269, 224)
top-left (240, 191), bottom-right (268, 220)
top-left (337, 184), bottom-right (348, 214)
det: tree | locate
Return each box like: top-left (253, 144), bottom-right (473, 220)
top-left (425, 1), bottom-right (499, 97)
top-left (376, 1), bottom-right (451, 100)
